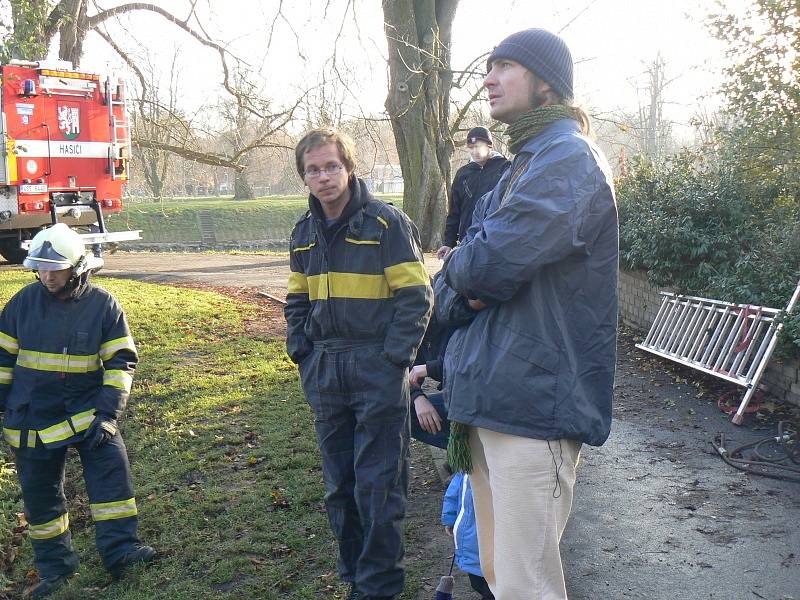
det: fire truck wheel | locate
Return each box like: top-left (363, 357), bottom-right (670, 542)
top-left (0, 231), bottom-right (37, 265)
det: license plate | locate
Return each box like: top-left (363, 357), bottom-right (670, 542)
top-left (20, 184), bottom-right (47, 194)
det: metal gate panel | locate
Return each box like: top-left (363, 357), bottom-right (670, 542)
top-left (636, 280), bottom-right (800, 423)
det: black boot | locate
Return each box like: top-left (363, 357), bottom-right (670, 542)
top-left (108, 545), bottom-right (156, 579)
top-left (27, 574), bottom-right (71, 599)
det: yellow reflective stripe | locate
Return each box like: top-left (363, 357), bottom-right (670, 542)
top-left (307, 273), bottom-right (329, 301)
top-left (103, 369), bottom-right (133, 392)
top-left (70, 409), bottom-right (96, 433)
top-left (384, 261), bottom-right (429, 290)
top-left (292, 241), bottom-right (316, 252)
top-left (17, 349), bottom-right (101, 373)
top-left (29, 513), bottom-right (69, 540)
top-left (307, 272), bottom-right (393, 301)
top-left (0, 332), bottom-right (19, 355)
top-left (27, 430), bottom-right (37, 448)
top-left (345, 238), bottom-right (380, 245)
top-left (90, 498), bottom-right (137, 521)
top-left (3, 428), bottom-right (20, 448)
top-left (287, 272), bottom-right (309, 295)
top-left (38, 420), bottom-right (76, 445)
top-left (0, 366), bottom-right (12, 384)
top-left (99, 336), bottom-right (136, 361)
top-left (377, 216), bottom-right (389, 229)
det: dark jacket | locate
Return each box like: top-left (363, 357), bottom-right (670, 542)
top-left (441, 119), bottom-right (618, 446)
top-left (0, 280), bottom-right (137, 449)
top-left (285, 176), bottom-right (432, 367)
top-left (443, 154), bottom-right (510, 248)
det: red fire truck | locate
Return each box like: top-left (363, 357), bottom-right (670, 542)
top-left (0, 59), bottom-right (140, 263)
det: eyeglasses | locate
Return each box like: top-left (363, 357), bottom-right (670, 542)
top-left (304, 164), bottom-right (344, 179)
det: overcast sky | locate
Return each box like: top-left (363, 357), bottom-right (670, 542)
top-left (74, 0), bottom-right (727, 137)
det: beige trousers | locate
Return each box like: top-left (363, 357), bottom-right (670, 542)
top-left (469, 426), bottom-right (581, 600)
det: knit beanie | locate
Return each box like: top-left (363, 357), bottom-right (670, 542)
top-left (466, 126), bottom-right (492, 146)
top-left (487, 28), bottom-right (574, 100)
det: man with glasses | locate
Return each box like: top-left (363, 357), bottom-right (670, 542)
top-left (285, 129), bottom-right (432, 600)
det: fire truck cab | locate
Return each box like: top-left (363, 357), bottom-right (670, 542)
top-left (0, 59), bottom-right (140, 263)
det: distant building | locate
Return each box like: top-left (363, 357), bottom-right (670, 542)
top-left (365, 164), bottom-right (404, 194)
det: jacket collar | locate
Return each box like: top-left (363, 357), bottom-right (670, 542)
top-left (308, 175), bottom-right (369, 225)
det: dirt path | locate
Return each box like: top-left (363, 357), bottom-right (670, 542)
top-left (98, 251), bottom-right (444, 299)
top-left (13, 251), bottom-right (797, 599)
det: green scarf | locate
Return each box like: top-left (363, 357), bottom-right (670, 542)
top-left (447, 421), bottom-right (472, 473)
top-left (506, 104), bottom-right (575, 154)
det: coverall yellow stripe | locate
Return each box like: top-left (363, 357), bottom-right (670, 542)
top-left (287, 272), bottom-right (309, 294)
top-left (90, 498), bottom-right (138, 521)
top-left (384, 261), bottom-right (429, 290)
top-left (17, 349), bottom-right (101, 373)
top-left (0, 332), bottom-right (18, 355)
top-left (103, 370), bottom-right (133, 392)
top-left (29, 513), bottom-right (69, 539)
top-left (99, 336), bottom-right (136, 361)
top-left (307, 272), bottom-right (393, 301)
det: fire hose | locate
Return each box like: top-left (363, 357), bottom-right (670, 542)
top-left (711, 421), bottom-right (800, 483)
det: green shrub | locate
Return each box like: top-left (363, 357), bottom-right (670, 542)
top-left (618, 152), bottom-right (800, 356)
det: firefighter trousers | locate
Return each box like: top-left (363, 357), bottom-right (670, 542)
top-left (14, 432), bottom-right (141, 578)
top-left (300, 340), bottom-right (410, 598)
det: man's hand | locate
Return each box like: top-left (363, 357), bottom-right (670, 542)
top-left (436, 245), bottom-right (452, 260)
top-left (468, 298), bottom-right (488, 310)
top-left (408, 364), bottom-right (428, 387)
top-left (83, 414), bottom-right (118, 450)
top-left (414, 394), bottom-right (442, 434)
top-left (444, 525), bottom-right (453, 537)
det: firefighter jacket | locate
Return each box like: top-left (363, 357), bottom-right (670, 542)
top-left (285, 176), bottom-right (433, 367)
top-left (0, 280), bottom-right (137, 449)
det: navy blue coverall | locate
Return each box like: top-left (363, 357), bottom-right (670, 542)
top-left (0, 277), bottom-right (142, 578)
top-left (285, 177), bottom-right (432, 597)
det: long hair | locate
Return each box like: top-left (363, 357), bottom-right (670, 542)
top-left (565, 102), bottom-right (592, 137)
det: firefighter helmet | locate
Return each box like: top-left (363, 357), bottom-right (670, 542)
top-left (23, 224), bottom-right (101, 275)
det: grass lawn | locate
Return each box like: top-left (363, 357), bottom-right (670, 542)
top-left (0, 271), bottom-right (420, 599)
top-left (108, 194), bottom-right (404, 245)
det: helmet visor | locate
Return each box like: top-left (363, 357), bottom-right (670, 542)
top-left (23, 256), bottom-right (73, 271)
top-left (23, 240), bottom-right (77, 272)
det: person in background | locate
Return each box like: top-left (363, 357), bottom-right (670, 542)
top-left (436, 127), bottom-right (510, 260)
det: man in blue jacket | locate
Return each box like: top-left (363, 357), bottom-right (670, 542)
top-left (440, 29), bottom-right (618, 599)
top-left (0, 224), bottom-right (154, 598)
top-left (285, 129), bottom-right (432, 600)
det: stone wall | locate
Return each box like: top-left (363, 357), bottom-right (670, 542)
top-left (618, 269), bottom-right (800, 408)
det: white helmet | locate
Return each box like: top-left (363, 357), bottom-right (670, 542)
top-left (23, 224), bottom-right (103, 275)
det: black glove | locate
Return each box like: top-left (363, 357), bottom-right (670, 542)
top-left (83, 414), bottom-right (118, 450)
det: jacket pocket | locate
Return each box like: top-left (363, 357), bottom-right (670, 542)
top-left (478, 320), bottom-right (560, 425)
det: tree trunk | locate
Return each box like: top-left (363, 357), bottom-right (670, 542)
top-left (57, 0), bottom-right (89, 68)
top-left (383, 0), bottom-right (458, 250)
top-left (234, 168), bottom-right (254, 200)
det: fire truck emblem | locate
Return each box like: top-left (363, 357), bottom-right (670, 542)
top-left (57, 104), bottom-right (80, 140)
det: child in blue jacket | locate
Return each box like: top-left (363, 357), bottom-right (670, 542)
top-left (442, 472), bottom-right (494, 599)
